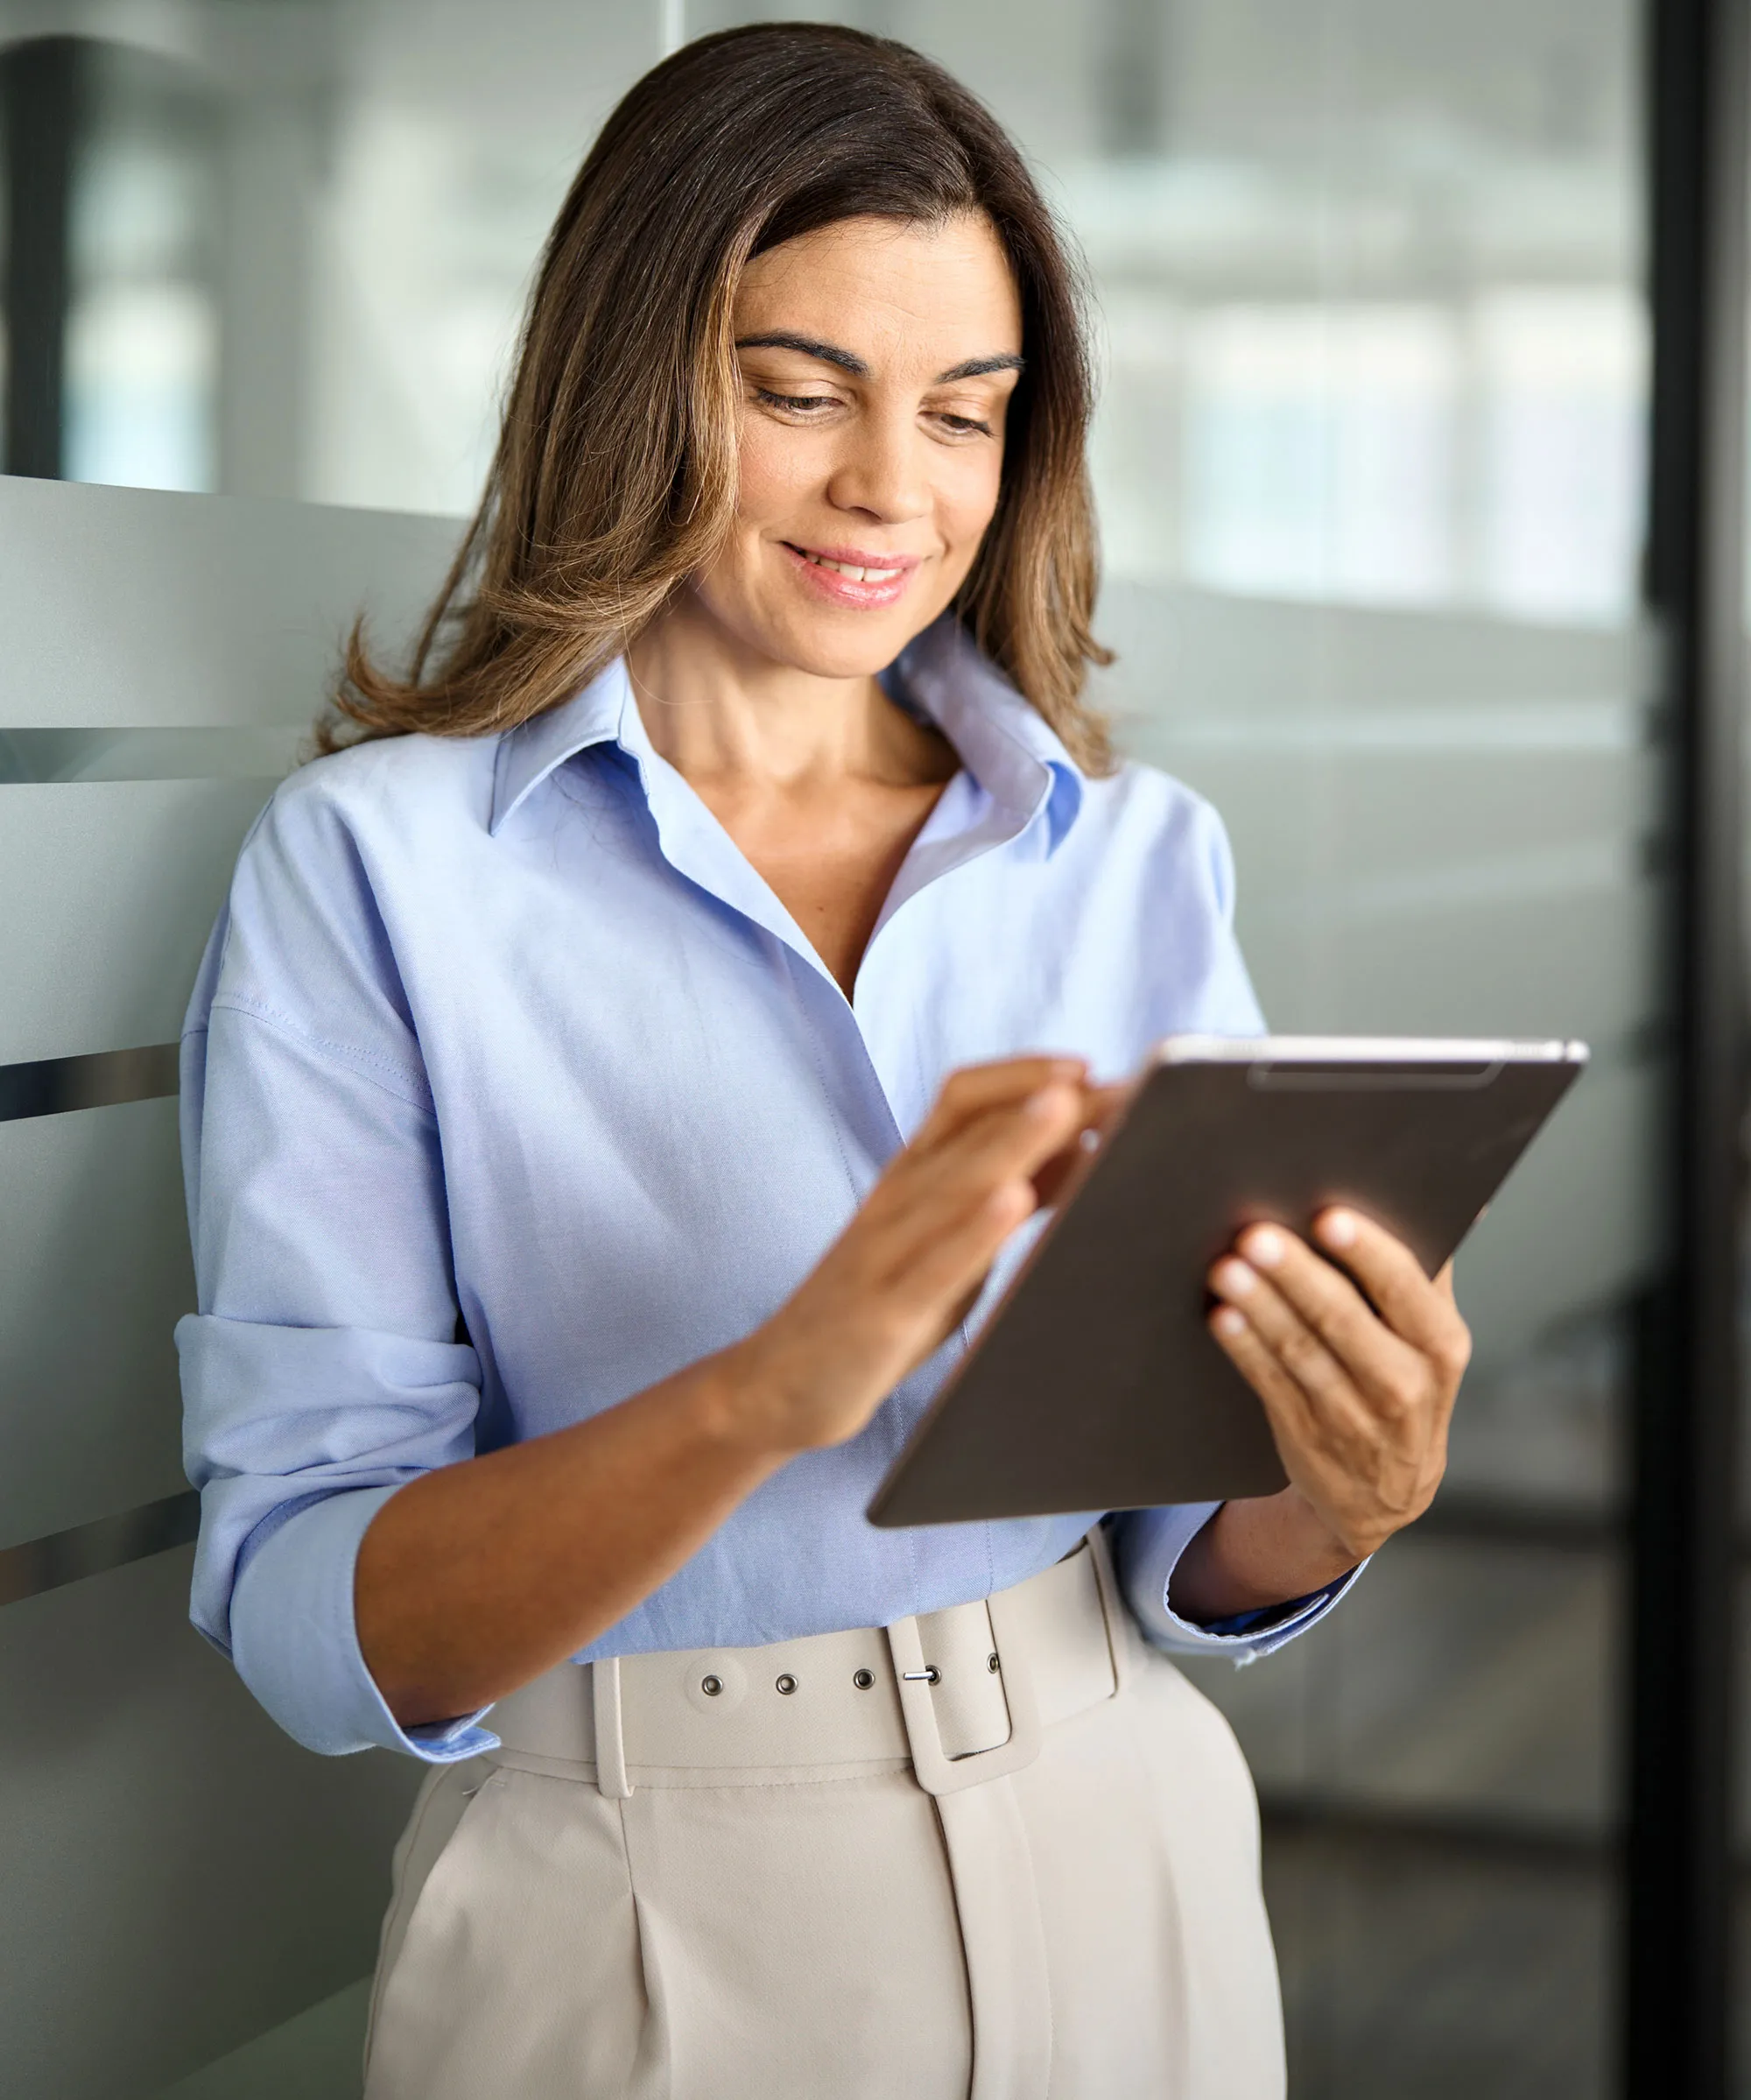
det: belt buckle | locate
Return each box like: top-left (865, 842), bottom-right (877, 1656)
top-left (885, 1589), bottom-right (1043, 1797)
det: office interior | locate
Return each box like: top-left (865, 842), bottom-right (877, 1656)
top-left (0, 0), bottom-right (1745, 2094)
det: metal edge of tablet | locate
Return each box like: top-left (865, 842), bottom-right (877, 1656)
top-left (1154, 1033), bottom-right (1592, 1066)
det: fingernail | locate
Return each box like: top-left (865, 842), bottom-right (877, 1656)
top-left (1245, 1227), bottom-right (1284, 1268)
top-left (1026, 1086), bottom-right (1067, 1120)
top-left (1214, 1258), bottom-right (1256, 1298)
top-left (1213, 1307), bottom-right (1247, 1338)
top-left (1318, 1209), bottom-right (1358, 1250)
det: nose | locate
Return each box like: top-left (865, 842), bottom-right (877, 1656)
top-left (823, 404), bottom-right (931, 525)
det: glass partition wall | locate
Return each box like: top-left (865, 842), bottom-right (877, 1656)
top-left (1009, 6), bottom-right (1649, 2094)
top-left (0, 2), bottom-right (1709, 2095)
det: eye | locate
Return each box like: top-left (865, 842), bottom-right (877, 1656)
top-left (753, 387), bottom-right (838, 414)
top-left (935, 412), bottom-right (994, 438)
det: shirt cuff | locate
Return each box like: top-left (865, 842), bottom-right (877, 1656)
top-left (1114, 1500), bottom-right (1367, 1665)
top-left (226, 1483), bottom-right (501, 1762)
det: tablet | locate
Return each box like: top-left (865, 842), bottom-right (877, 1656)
top-left (866, 1035), bottom-right (1587, 1529)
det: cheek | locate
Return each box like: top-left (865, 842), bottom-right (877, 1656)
top-left (939, 452), bottom-right (1006, 565)
top-left (733, 418), bottom-right (820, 532)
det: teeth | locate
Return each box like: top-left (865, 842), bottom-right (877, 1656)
top-left (805, 551), bottom-right (902, 583)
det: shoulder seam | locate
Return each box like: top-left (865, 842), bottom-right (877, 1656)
top-left (208, 995), bottom-right (435, 1116)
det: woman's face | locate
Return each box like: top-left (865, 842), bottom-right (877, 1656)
top-left (692, 210), bottom-right (1024, 681)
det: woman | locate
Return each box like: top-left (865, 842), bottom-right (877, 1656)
top-left (178, 25), bottom-right (1470, 2100)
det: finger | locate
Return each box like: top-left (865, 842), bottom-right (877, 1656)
top-left (846, 1175), bottom-right (1047, 1369)
top-left (891, 1082), bottom-right (1091, 1219)
top-left (788, 1178), bottom-right (1030, 1381)
top-left (1208, 1302), bottom-right (1339, 1462)
top-left (1231, 1225), bottom-right (1425, 1410)
top-left (853, 1133), bottom-right (1049, 1291)
top-left (1030, 1084), bottom-right (1125, 1206)
top-left (1079, 1081), bottom-right (1132, 1134)
top-left (1208, 1255), bottom-right (1382, 1428)
top-left (1311, 1209), bottom-right (1472, 1377)
top-left (884, 1076), bottom-right (1108, 1283)
top-left (1031, 1081), bottom-right (1130, 1198)
top-left (897, 1178), bottom-right (1037, 1308)
top-left (1030, 1137), bottom-right (1089, 1210)
top-left (913, 1057), bottom-right (1089, 1147)
top-left (861, 1070), bottom-right (1105, 1306)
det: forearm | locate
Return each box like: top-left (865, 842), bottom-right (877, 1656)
top-left (355, 1347), bottom-right (788, 1729)
top-left (1167, 1488), bottom-right (1359, 1624)
top-left (355, 1060), bottom-right (1102, 1730)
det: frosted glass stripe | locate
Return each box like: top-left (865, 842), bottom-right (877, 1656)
top-left (0, 727), bottom-right (306, 783)
top-left (1095, 581), bottom-right (1656, 711)
top-left (0, 779), bottom-right (275, 1063)
top-left (0, 1550), bottom-right (418, 2094)
top-left (1150, 701), bottom-right (1656, 753)
top-left (0, 1097), bottom-right (193, 1546)
top-left (0, 475), bottom-right (456, 729)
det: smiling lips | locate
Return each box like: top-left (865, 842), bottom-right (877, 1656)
top-left (783, 540), bottom-right (922, 610)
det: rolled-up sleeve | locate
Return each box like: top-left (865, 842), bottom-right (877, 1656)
top-left (1113, 1504), bottom-right (1365, 1665)
top-left (177, 785), bottom-right (496, 1760)
top-left (180, 1313), bottom-right (491, 1757)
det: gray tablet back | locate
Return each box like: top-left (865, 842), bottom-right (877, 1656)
top-left (867, 1042), bottom-right (1585, 1528)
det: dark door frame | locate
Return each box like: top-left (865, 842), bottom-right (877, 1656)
top-left (1633, 0), bottom-right (1748, 2091)
top-left (0, 36), bottom-right (85, 479)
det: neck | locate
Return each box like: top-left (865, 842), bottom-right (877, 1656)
top-left (625, 592), bottom-right (946, 793)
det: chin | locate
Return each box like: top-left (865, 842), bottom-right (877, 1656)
top-left (764, 608), bottom-right (939, 681)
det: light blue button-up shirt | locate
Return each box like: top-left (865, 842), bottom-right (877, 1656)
top-left (177, 617), bottom-right (1354, 1764)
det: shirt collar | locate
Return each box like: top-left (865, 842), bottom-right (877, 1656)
top-left (489, 657), bottom-right (631, 835)
top-left (888, 616), bottom-right (1085, 852)
top-left (489, 617), bottom-right (1087, 848)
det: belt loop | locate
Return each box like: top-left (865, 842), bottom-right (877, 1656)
top-left (888, 1610), bottom-right (1042, 1796)
top-left (593, 1657), bottom-right (632, 1799)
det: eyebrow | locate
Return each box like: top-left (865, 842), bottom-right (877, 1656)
top-left (735, 332), bottom-right (1025, 384)
top-left (936, 354), bottom-right (1026, 381)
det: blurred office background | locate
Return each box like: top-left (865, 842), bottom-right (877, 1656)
top-left (0, 1), bottom-right (1740, 2095)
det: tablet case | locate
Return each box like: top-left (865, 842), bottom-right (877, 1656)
top-left (867, 1039), bottom-right (1586, 1528)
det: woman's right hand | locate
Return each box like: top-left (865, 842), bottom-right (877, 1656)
top-left (723, 1055), bottom-right (1108, 1455)
top-left (358, 1054), bottom-right (1108, 1726)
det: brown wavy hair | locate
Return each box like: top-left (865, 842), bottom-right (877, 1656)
top-left (322, 22), bottom-right (1114, 772)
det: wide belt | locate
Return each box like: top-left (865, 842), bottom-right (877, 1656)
top-left (485, 1529), bottom-right (1131, 1799)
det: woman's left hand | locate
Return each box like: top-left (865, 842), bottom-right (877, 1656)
top-left (1206, 1208), bottom-right (1472, 1564)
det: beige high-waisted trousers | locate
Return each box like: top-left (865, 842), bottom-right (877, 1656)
top-left (362, 1538), bottom-right (1284, 2099)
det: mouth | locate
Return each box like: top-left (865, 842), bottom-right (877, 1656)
top-left (781, 540), bottom-right (923, 609)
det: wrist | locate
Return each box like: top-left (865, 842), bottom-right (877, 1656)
top-left (1173, 1490), bottom-right (1360, 1622)
top-left (690, 1329), bottom-right (822, 1462)
top-left (1273, 1486), bottom-right (1374, 1571)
